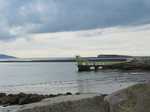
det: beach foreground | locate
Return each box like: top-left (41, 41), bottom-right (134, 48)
top-left (1, 82), bottom-right (150, 112)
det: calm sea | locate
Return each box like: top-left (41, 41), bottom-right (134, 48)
top-left (0, 62), bottom-right (149, 94)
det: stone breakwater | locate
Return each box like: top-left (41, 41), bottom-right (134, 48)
top-left (16, 94), bottom-right (109, 112)
top-left (0, 92), bottom-right (73, 106)
top-left (3, 83), bottom-right (150, 112)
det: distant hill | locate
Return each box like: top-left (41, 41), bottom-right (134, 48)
top-left (0, 54), bottom-right (16, 59)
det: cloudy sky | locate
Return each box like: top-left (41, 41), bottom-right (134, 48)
top-left (0, 0), bottom-right (150, 58)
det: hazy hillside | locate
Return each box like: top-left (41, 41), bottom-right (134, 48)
top-left (0, 54), bottom-right (16, 59)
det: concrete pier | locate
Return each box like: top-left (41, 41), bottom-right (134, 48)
top-left (76, 55), bottom-right (150, 71)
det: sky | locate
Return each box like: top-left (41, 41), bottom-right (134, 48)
top-left (0, 0), bottom-right (150, 58)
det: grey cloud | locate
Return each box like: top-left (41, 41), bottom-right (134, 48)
top-left (1, 0), bottom-right (150, 40)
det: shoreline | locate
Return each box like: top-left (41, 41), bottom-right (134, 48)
top-left (1, 82), bottom-right (150, 112)
top-left (0, 92), bottom-right (78, 106)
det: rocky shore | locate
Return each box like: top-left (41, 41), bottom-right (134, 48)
top-left (0, 92), bottom-right (73, 106)
top-left (1, 82), bottom-right (150, 112)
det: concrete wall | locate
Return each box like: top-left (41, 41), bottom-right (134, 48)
top-left (16, 94), bottom-right (109, 112)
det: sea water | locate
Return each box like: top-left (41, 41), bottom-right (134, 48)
top-left (0, 62), bottom-right (149, 94)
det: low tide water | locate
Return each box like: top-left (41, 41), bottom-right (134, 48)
top-left (0, 62), bottom-right (149, 94)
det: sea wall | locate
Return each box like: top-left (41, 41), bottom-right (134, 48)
top-left (16, 94), bottom-right (109, 112)
top-left (106, 83), bottom-right (150, 112)
top-left (10, 83), bottom-right (150, 112)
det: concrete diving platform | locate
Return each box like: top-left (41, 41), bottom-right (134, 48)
top-left (75, 55), bottom-right (135, 72)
